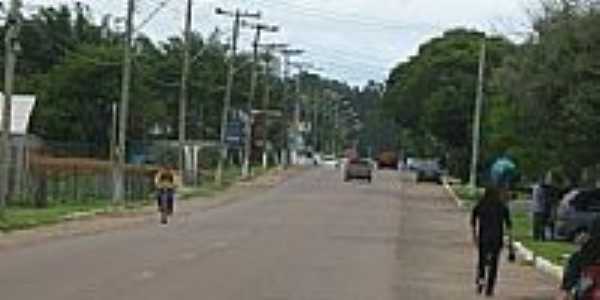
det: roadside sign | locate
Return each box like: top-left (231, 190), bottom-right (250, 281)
top-left (226, 119), bottom-right (245, 148)
top-left (0, 93), bottom-right (36, 135)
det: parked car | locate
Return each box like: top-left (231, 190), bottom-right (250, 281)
top-left (320, 154), bottom-right (339, 168)
top-left (415, 160), bottom-right (443, 184)
top-left (405, 157), bottom-right (419, 171)
top-left (344, 159), bottom-right (373, 182)
top-left (297, 151), bottom-right (317, 166)
top-left (556, 189), bottom-right (600, 240)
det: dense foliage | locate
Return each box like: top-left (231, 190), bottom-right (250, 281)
top-left (1, 4), bottom-right (358, 161)
top-left (380, 0), bottom-right (600, 185)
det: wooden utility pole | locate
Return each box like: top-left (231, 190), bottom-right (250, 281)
top-left (0, 0), bottom-right (22, 210)
top-left (214, 8), bottom-right (260, 185)
top-left (261, 55), bottom-right (272, 169)
top-left (469, 40), bottom-right (486, 189)
top-left (241, 21), bottom-right (278, 179)
top-left (258, 43), bottom-right (287, 169)
top-left (113, 0), bottom-right (135, 203)
top-left (179, 0), bottom-right (193, 182)
top-left (279, 48), bottom-right (303, 167)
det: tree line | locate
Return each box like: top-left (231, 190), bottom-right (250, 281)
top-left (379, 0), bottom-right (600, 186)
top-left (0, 4), bottom-right (361, 162)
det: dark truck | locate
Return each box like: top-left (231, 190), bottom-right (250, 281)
top-left (377, 151), bottom-right (399, 170)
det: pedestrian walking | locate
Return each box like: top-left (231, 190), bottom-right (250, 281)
top-left (532, 181), bottom-right (548, 241)
top-left (471, 186), bottom-right (513, 297)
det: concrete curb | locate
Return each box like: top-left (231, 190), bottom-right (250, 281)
top-left (442, 179), bottom-right (465, 209)
top-left (442, 181), bottom-right (563, 281)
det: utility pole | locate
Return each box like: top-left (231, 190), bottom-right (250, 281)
top-left (113, 0), bottom-right (135, 203)
top-left (214, 8), bottom-right (260, 186)
top-left (469, 40), bottom-right (486, 189)
top-left (241, 21), bottom-right (278, 179)
top-left (291, 63), bottom-right (305, 165)
top-left (312, 90), bottom-right (318, 152)
top-left (178, 0), bottom-right (192, 183)
top-left (110, 102), bottom-right (117, 162)
top-left (258, 43), bottom-right (287, 169)
top-left (279, 48), bottom-right (303, 167)
top-left (0, 0), bottom-right (22, 210)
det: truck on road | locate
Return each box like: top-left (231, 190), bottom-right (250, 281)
top-left (377, 151), bottom-right (399, 170)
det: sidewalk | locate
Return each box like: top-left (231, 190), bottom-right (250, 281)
top-left (399, 177), bottom-right (558, 299)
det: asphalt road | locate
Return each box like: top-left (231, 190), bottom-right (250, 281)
top-left (0, 169), bottom-right (556, 299)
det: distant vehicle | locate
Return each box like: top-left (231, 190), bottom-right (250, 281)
top-left (320, 154), bottom-right (339, 168)
top-left (377, 151), bottom-right (399, 170)
top-left (415, 160), bottom-right (443, 184)
top-left (405, 157), bottom-right (419, 171)
top-left (344, 158), bottom-right (373, 182)
top-left (297, 151), bottom-right (317, 166)
top-left (556, 189), bottom-right (600, 240)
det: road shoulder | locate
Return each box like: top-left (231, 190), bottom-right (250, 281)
top-left (0, 167), bottom-right (302, 252)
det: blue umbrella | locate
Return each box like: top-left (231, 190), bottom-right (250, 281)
top-left (490, 157), bottom-right (517, 188)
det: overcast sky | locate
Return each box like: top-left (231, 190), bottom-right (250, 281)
top-left (27, 0), bottom-right (536, 87)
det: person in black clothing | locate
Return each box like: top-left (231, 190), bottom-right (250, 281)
top-left (471, 187), bottom-right (513, 297)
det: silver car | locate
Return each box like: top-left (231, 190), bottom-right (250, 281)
top-left (344, 159), bottom-right (373, 183)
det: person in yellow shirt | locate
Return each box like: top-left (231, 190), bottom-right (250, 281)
top-left (154, 165), bottom-right (180, 222)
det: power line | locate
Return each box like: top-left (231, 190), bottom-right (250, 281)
top-left (135, 0), bottom-right (174, 33)
top-left (256, 0), bottom-right (442, 31)
top-left (305, 54), bottom-right (389, 72)
top-left (301, 43), bottom-right (393, 66)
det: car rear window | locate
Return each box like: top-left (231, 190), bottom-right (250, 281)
top-left (573, 190), bottom-right (600, 211)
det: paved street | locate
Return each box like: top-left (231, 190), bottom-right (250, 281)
top-left (0, 169), bottom-right (557, 299)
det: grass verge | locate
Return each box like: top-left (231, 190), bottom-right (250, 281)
top-left (449, 184), bottom-right (575, 265)
top-left (512, 212), bottom-right (576, 265)
top-left (450, 184), bottom-right (485, 206)
top-left (178, 167), bottom-right (243, 200)
top-left (0, 165), bottom-right (271, 233)
top-left (0, 202), bottom-right (114, 233)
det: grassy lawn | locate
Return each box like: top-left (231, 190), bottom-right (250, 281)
top-left (512, 212), bottom-right (576, 265)
top-left (0, 202), bottom-right (114, 232)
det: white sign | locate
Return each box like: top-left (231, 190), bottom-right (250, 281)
top-left (0, 93), bottom-right (37, 135)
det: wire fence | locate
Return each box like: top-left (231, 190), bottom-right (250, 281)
top-left (4, 138), bottom-right (228, 208)
top-left (5, 138), bottom-right (155, 208)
